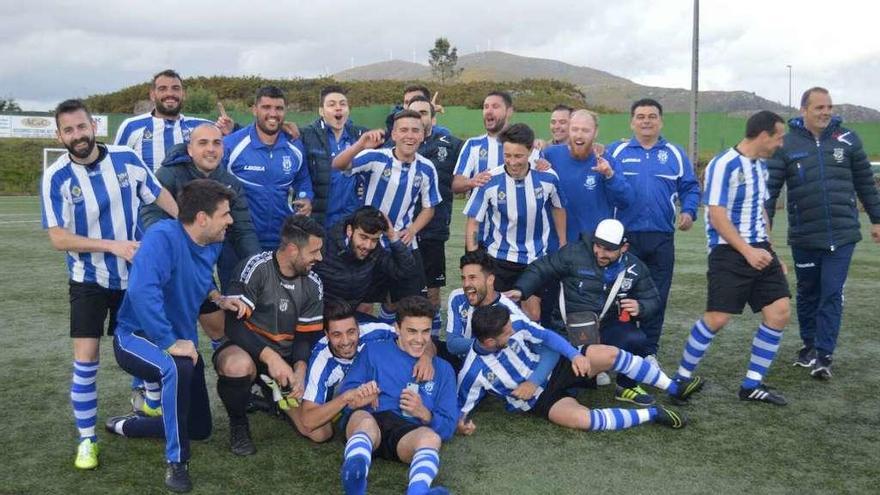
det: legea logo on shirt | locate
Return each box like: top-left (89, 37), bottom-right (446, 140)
top-left (243, 165), bottom-right (266, 172)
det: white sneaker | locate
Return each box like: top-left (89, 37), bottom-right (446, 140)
top-left (596, 372), bottom-right (611, 386)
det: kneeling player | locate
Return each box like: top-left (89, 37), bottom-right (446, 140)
top-left (457, 305), bottom-right (697, 435)
top-left (338, 296), bottom-right (456, 495)
top-left (291, 299), bottom-right (435, 442)
top-left (213, 215), bottom-right (326, 456)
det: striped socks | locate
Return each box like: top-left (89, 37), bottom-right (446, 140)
top-left (587, 408), bottom-right (653, 431)
top-left (143, 380), bottom-right (162, 411)
top-left (742, 324), bottom-right (783, 389)
top-left (71, 361), bottom-right (99, 442)
top-left (612, 349), bottom-right (673, 391)
top-left (377, 305), bottom-right (396, 325)
top-left (675, 319), bottom-right (716, 380)
top-left (342, 431), bottom-right (373, 495)
top-left (406, 447), bottom-right (440, 495)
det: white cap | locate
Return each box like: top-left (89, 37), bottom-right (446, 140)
top-left (594, 219), bottom-right (625, 250)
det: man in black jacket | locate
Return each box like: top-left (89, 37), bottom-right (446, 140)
top-left (508, 219), bottom-right (665, 406)
top-left (766, 87), bottom-right (880, 379)
top-left (300, 85), bottom-right (367, 228)
top-left (313, 206), bottom-right (420, 307)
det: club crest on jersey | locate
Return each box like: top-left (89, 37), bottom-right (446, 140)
top-left (460, 306), bottom-right (469, 318)
top-left (497, 191), bottom-right (507, 203)
top-left (143, 129), bottom-right (153, 140)
top-left (485, 371), bottom-right (497, 385)
top-left (382, 168), bottom-right (393, 181)
top-left (437, 147), bottom-right (448, 161)
top-left (117, 172), bottom-right (130, 187)
top-left (423, 381), bottom-right (435, 394)
top-left (621, 278), bottom-right (633, 291)
top-left (182, 127), bottom-right (192, 141)
top-left (479, 148), bottom-right (488, 158)
top-left (279, 298), bottom-right (289, 312)
top-left (70, 185), bottom-right (84, 203)
top-left (584, 175), bottom-right (597, 190)
top-left (413, 175), bottom-right (422, 187)
top-left (833, 148), bottom-right (845, 163)
top-left (657, 149), bottom-right (669, 164)
top-left (282, 155), bottom-right (292, 172)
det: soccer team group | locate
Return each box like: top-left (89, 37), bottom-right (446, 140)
top-left (40, 69), bottom-right (880, 493)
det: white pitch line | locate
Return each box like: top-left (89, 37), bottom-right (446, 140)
top-left (0, 220), bottom-right (40, 225)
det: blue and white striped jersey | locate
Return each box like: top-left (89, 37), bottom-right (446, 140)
top-left (303, 321), bottom-right (397, 405)
top-left (463, 167), bottom-right (565, 264)
top-left (703, 147), bottom-right (770, 249)
top-left (346, 148), bottom-right (441, 249)
top-left (457, 323), bottom-right (579, 416)
top-left (114, 112), bottom-right (213, 172)
top-left (445, 291), bottom-right (528, 356)
top-left (40, 144), bottom-right (163, 289)
top-left (454, 134), bottom-right (502, 178)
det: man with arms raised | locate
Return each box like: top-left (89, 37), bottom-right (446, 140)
top-left (41, 98), bottom-right (177, 469)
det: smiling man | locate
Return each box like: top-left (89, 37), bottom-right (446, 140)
top-left (115, 69), bottom-right (228, 172)
top-left (336, 296), bottom-right (456, 495)
top-left (451, 91), bottom-right (515, 194)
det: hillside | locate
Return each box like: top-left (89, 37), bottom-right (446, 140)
top-left (334, 51), bottom-right (878, 121)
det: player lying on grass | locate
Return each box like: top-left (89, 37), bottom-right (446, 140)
top-left (337, 296), bottom-right (456, 495)
top-left (456, 305), bottom-right (700, 435)
top-left (290, 299), bottom-right (435, 442)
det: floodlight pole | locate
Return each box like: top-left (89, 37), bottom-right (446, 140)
top-left (688, 0), bottom-right (700, 166)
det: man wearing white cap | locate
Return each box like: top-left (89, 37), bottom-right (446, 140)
top-left (507, 219), bottom-right (700, 406)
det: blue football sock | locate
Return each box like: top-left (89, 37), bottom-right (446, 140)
top-left (587, 407), bottom-right (653, 431)
top-left (342, 431), bottom-right (373, 495)
top-left (742, 324), bottom-right (783, 389)
top-left (143, 380), bottom-right (161, 410)
top-left (377, 305), bottom-right (396, 325)
top-left (406, 447), bottom-right (440, 495)
top-left (675, 319), bottom-right (716, 380)
top-left (612, 349), bottom-right (672, 391)
top-left (71, 360), bottom-right (99, 442)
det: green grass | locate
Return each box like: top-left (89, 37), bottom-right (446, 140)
top-left (1, 196), bottom-right (878, 494)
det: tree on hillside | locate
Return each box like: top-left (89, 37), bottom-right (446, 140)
top-left (0, 98), bottom-right (22, 112)
top-left (429, 37), bottom-right (463, 85)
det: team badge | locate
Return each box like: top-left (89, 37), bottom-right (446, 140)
top-left (437, 147), bottom-right (448, 161)
top-left (279, 298), bottom-right (289, 312)
top-left (423, 381), bottom-right (435, 394)
top-left (497, 191), bottom-right (507, 202)
top-left (382, 168), bottom-right (393, 181)
top-left (657, 149), bottom-right (669, 164)
top-left (734, 171), bottom-right (745, 185)
top-left (182, 127), bottom-right (191, 141)
top-left (117, 172), bottom-right (130, 188)
top-left (479, 148), bottom-right (488, 158)
top-left (621, 278), bottom-right (633, 291)
top-left (70, 185), bottom-right (84, 203)
top-left (282, 155), bottom-right (292, 172)
top-left (584, 175), bottom-right (597, 190)
top-left (143, 129), bottom-right (153, 140)
top-left (485, 371), bottom-right (496, 384)
top-left (833, 148), bottom-right (845, 163)
top-left (460, 306), bottom-right (469, 318)
top-left (413, 175), bottom-right (422, 187)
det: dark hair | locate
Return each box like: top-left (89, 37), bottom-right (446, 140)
top-left (471, 305), bottom-right (510, 342)
top-left (800, 86), bottom-right (830, 109)
top-left (320, 85), bottom-right (348, 105)
top-left (54, 99), bottom-right (92, 127)
top-left (254, 85), bottom-right (286, 105)
top-left (745, 110), bottom-right (785, 139)
top-left (347, 206), bottom-right (387, 235)
top-left (630, 98), bottom-right (663, 116)
top-left (279, 214), bottom-right (324, 249)
top-left (460, 249), bottom-right (495, 274)
top-left (551, 104), bottom-right (574, 114)
top-left (392, 109), bottom-right (423, 126)
top-left (152, 69), bottom-right (182, 88)
top-left (323, 299), bottom-right (357, 330)
top-left (395, 296), bottom-right (436, 324)
top-left (407, 95), bottom-right (435, 116)
top-left (499, 123), bottom-right (534, 148)
top-left (486, 90), bottom-right (513, 108)
top-left (178, 179), bottom-right (235, 224)
top-left (404, 85), bottom-right (431, 100)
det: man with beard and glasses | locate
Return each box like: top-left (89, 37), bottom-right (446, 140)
top-left (313, 206), bottom-right (420, 308)
top-left (301, 85), bottom-right (368, 229)
top-left (106, 180), bottom-right (244, 493)
top-left (541, 110), bottom-right (634, 244)
top-left (225, 86), bottom-right (314, 252)
top-left (332, 110), bottom-right (441, 323)
top-left (115, 69), bottom-right (233, 173)
top-left (464, 123), bottom-right (566, 321)
top-left (41, 99), bottom-right (178, 470)
top-left (211, 215), bottom-right (325, 456)
top-left (292, 299), bottom-right (434, 442)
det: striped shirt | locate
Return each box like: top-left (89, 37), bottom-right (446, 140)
top-left (303, 321), bottom-right (397, 405)
top-left (114, 112), bottom-right (213, 172)
top-left (464, 167), bottom-right (565, 264)
top-left (446, 291), bottom-right (527, 342)
top-left (453, 134), bottom-right (541, 178)
top-left (40, 144), bottom-right (163, 289)
top-left (457, 323), bottom-right (579, 415)
top-left (346, 148), bottom-right (441, 249)
top-left (703, 147), bottom-right (770, 249)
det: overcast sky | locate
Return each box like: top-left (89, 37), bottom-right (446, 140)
top-left (2, 0), bottom-right (877, 112)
